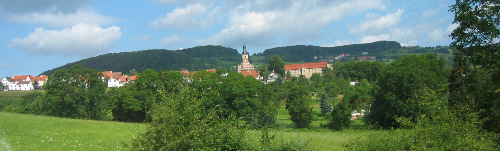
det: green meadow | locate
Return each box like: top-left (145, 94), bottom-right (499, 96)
top-left (1, 112), bottom-right (382, 150)
top-left (0, 91), bottom-right (386, 150)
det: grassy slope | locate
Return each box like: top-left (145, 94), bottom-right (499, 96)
top-left (0, 112), bottom-right (144, 150)
top-left (0, 91), bottom-right (386, 150)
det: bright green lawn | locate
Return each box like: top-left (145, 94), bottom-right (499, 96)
top-left (0, 112), bottom-right (144, 150)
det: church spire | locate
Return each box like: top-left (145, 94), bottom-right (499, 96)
top-left (242, 41), bottom-right (248, 55)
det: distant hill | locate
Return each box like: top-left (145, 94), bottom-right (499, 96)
top-left (40, 41), bottom-right (452, 75)
top-left (255, 41), bottom-right (402, 62)
top-left (40, 45), bottom-right (241, 75)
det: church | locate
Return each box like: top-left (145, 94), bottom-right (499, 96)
top-left (237, 44), bottom-right (260, 78)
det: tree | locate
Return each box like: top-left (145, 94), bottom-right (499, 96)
top-left (259, 64), bottom-right (270, 78)
top-left (32, 80), bottom-right (40, 90)
top-left (320, 93), bottom-right (332, 114)
top-left (128, 69), bottom-right (139, 76)
top-left (286, 83), bottom-right (313, 128)
top-left (41, 64), bottom-right (108, 120)
top-left (450, 0), bottom-right (500, 73)
top-left (366, 54), bottom-right (446, 128)
top-left (268, 55), bottom-right (285, 76)
top-left (129, 88), bottom-right (248, 150)
top-left (328, 101), bottom-right (352, 130)
top-left (450, 0), bottom-right (500, 134)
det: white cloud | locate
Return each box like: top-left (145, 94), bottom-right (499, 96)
top-left (10, 23), bottom-right (121, 57)
top-left (196, 0), bottom-right (386, 48)
top-left (422, 4), bottom-right (446, 18)
top-left (321, 39), bottom-right (356, 47)
top-left (160, 35), bottom-right (184, 45)
top-left (353, 9), bottom-right (404, 35)
top-left (426, 23), bottom-right (458, 42)
top-left (8, 10), bottom-right (119, 27)
top-left (151, 3), bottom-right (218, 30)
top-left (360, 34), bottom-right (390, 43)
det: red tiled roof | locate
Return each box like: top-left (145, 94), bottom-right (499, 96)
top-left (101, 71), bottom-right (114, 78)
top-left (12, 75), bottom-right (32, 81)
top-left (129, 75), bottom-right (138, 81)
top-left (240, 70), bottom-right (260, 77)
top-left (284, 62), bottom-right (329, 70)
top-left (206, 69), bottom-right (217, 73)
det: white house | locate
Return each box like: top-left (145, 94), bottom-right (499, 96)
top-left (19, 81), bottom-right (33, 91)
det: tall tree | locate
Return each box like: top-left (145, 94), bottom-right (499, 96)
top-left (268, 55), bottom-right (285, 76)
top-left (41, 65), bottom-right (107, 119)
top-left (328, 101), bottom-right (352, 130)
top-left (450, 0), bottom-right (500, 133)
top-left (320, 93), bottom-right (332, 114)
top-left (366, 54), bottom-right (446, 128)
top-left (286, 83), bottom-right (313, 128)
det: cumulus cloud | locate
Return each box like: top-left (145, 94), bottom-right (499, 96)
top-left (160, 35), bottom-right (184, 45)
top-left (360, 34), bottom-right (390, 43)
top-left (8, 10), bottom-right (119, 27)
top-left (426, 23), bottom-right (458, 42)
top-left (151, 3), bottom-right (219, 30)
top-left (321, 39), bottom-right (356, 47)
top-left (352, 9), bottom-right (404, 35)
top-left (10, 23), bottom-right (121, 57)
top-left (196, 0), bottom-right (386, 48)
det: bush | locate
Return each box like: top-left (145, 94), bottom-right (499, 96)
top-left (129, 89), bottom-right (249, 150)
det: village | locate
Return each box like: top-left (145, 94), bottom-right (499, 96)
top-left (2, 44), bottom-right (370, 91)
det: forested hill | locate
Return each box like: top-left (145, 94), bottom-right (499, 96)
top-left (256, 41), bottom-right (402, 62)
top-left (40, 45), bottom-right (241, 75)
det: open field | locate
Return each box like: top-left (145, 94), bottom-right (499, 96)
top-left (0, 90), bottom-right (44, 111)
top-left (0, 112), bottom-right (144, 150)
top-left (0, 91), bottom-right (388, 150)
top-left (1, 112), bottom-right (381, 150)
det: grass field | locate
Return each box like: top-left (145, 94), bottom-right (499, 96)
top-left (0, 91), bottom-right (384, 150)
top-left (0, 112), bottom-right (145, 150)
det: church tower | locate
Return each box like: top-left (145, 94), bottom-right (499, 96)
top-left (237, 43), bottom-right (255, 72)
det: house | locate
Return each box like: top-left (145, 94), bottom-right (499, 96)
top-left (1, 77), bottom-right (10, 91)
top-left (285, 62), bottom-right (331, 79)
top-left (266, 71), bottom-right (278, 83)
top-left (356, 56), bottom-right (376, 61)
top-left (31, 75), bottom-right (48, 88)
top-left (108, 75), bottom-right (127, 87)
top-left (19, 81), bottom-right (34, 90)
top-left (362, 52), bottom-right (368, 55)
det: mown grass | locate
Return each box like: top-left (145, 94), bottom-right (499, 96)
top-left (0, 112), bottom-right (144, 150)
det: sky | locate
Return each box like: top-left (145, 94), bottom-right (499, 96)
top-left (0, 0), bottom-right (457, 76)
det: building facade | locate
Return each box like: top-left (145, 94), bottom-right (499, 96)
top-left (285, 62), bottom-right (331, 79)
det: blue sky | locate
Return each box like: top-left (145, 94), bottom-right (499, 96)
top-left (0, 0), bottom-right (457, 76)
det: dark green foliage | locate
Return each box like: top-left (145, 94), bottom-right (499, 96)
top-left (259, 41), bottom-right (402, 62)
top-left (286, 83), bottom-right (313, 128)
top-left (366, 54), bottom-right (447, 128)
top-left (322, 68), bottom-right (350, 97)
top-left (108, 85), bottom-right (147, 122)
top-left (343, 79), bottom-right (373, 111)
top-left (320, 93), bottom-right (332, 114)
top-left (345, 88), bottom-right (496, 150)
top-left (187, 71), bottom-right (278, 128)
top-left (450, 0), bottom-right (500, 134)
top-left (268, 55), bottom-right (286, 76)
top-left (40, 45), bottom-right (241, 75)
top-left (450, 0), bottom-right (500, 72)
top-left (334, 60), bottom-right (386, 81)
top-left (129, 89), bottom-right (248, 151)
top-left (328, 101), bottom-right (351, 130)
top-left (41, 65), bottom-right (109, 120)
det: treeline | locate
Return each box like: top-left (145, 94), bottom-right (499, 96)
top-left (40, 45), bottom-right (241, 76)
top-left (255, 41), bottom-right (402, 62)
